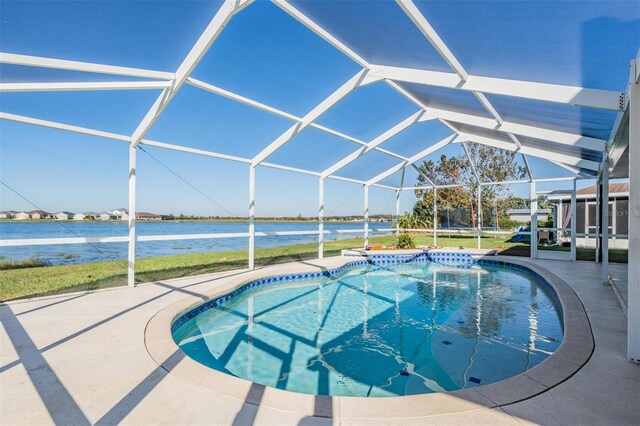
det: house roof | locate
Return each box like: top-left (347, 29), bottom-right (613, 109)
top-left (27, 210), bottom-right (49, 215)
top-left (136, 212), bottom-right (161, 217)
top-left (576, 183), bottom-right (629, 196)
top-left (548, 183), bottom-right (629, 199)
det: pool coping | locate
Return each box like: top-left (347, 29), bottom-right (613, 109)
top-left (144, 252), bottom-right (594, 419)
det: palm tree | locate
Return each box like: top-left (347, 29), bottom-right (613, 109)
top-left (398, 213), bottom-right (413, 229)
top-left (398, 213), bottom-right (431, 230)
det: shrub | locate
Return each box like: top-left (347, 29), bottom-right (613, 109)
top-left (396, 233), bottom-right (416, 249)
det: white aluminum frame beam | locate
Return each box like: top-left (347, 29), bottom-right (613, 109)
top-left (131, 0), bottom-right (253, 147)
top-left (0, 111), bottom-right (131, 142)
top-left (187, 77), bottom-right (299, 120)
top-left (398, 0), bottom-right (598, 188)
top-left (322, 110), bottom-right (426, 178)
top-left (371, 64), bottom-right (624, 111)
top-left (462, 142), bottom-right (480, 183)
top-left (366, 134), bottom-right (456, 186)
top-left (272, 0), bottom-right (460, 176)
top-left (398, 0), bottom-right (536, 188)
top-left (272, 1), bottom-right (369, 69)
top-left (396, 0), bottom-right (467, 79)
top-left (0, 112), bottom-right (400, 188)
top-left (140, 140), bottom-right (250, 164)
top-left (405, 175), bottom-right (580, 190)
top-left (186, 77), bottom-right (409, 162)
top-left (420, 108), bottom-right (606, 152)
top-left (398, 0), bottom-right (504, 128)
top-left (522, 154), bottom-right (534, 181)
top-left (263, 1), bottom-right (608, 179)
top-left (552, 161), bottom-right (592, 176)
top-left (455, 132), bottom-right (600, 171)
top-left (0, 52), bottom-right (174, 80)
top-left (411, 164), bottom-right (436, 187)
top-left (0, 81), bottom-right (172, 93)
top-left (252, 68), bottom-right (368, 166)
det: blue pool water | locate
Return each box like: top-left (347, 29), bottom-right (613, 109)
top-left (172, 260), bottom-right (563, 397)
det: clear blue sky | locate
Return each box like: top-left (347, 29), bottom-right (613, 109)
top-left (1, 1), bottom-right (638, 217)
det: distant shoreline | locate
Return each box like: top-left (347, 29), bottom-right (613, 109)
top-left (0, 218), bottom-right (391, 224)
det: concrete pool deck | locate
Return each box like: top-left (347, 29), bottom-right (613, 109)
top-left (1, 256), bottom-right (639, 425)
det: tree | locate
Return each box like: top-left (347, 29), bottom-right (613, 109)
top-left (414, 144), bottom-right (527, 228)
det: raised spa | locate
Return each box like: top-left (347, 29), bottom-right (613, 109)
top-left (172, 258), bottom-right (563, 397)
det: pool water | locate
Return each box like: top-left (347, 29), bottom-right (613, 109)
top-left (172, 261), bottom-right (563, 397)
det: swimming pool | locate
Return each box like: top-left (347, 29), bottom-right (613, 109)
top-left (171, 257), bottom-right (563, 397)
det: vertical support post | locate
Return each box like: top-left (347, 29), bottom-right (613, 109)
top-left (395, 189), bottom-right (401, 236)
top-left (364, 185), bottom-right (369, 248)
top-left (596, 176), bottom-right (601, 263)
top-left (571, 179), bottom-right (577, 261)
top-left (397, 168), bottom-right (405, 237)
top-left (318, 177), bottom-right (324, 259)
top-left (248, 165), bottom-right (255, 270)
top-left (601, 161), bottom-right (609, 278)
top-left (477, 186), bottom-right (482, 249)
top-left (628, 57), bottom-right (640, 362)
top-left (530, 181), bottom-right (538, 258)
top-left (558, 199), bottom-right (563, 233)
top-left (558, 198), bottom-right (564, 248)
top-left (127, 144), bottom-right (136, 287)
top-left (433, 187), bottom-right (438, 246)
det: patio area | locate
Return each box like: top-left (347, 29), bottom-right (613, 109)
top-left (1, 257), bottom-right (638, 425)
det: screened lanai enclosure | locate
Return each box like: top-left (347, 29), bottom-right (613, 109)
top-left (0, 0), bottom-right (638, 361)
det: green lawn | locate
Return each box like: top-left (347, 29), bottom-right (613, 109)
top-left (0, 233), bottom-right (627, 301)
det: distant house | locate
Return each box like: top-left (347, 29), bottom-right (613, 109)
top-left (547, 183), bottom-right (629, 249)
top-left (109, 208), bottom-right (129, 220)
top-left (0, 210), bottom-right (16, 219)
top-left (136, 212), bottom-right (162, 221)
top-left (507, 208), bottom-right (552, 222)
top-left (82, 212), bottom-right (97, 220)
top-left (27, 210), bottom-right (50, 220)
top-left (14, 211), bottom-right (30, 220)
top-left (53, 211), bottom-right (75, 220)
top-left (96, 208), bottom-right (129, 221)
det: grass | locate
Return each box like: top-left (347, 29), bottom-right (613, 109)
top-left (0, 257), bottom-right (51, 271)
top-left (0, 233), bottom-right (627, 302)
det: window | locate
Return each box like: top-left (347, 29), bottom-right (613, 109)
top-left (615, 198), bottom-right (629, 235)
